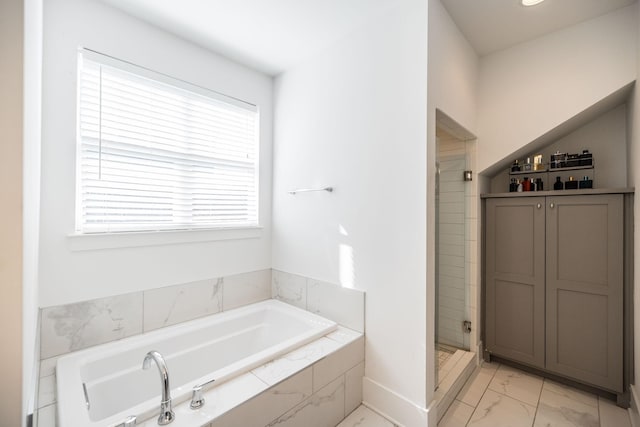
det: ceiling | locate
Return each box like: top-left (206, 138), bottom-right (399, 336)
top-left (100, 0), bottom-right (399, 76)
top-left (100, 0), bottom-right (637, 74)
top-left (440, 0), bottom-right (637, 56)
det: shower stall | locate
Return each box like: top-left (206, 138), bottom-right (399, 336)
top-left (434, 110), bottom-right (478, 411)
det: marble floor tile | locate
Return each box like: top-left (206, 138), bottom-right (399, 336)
top-left (598, 397), bottom-right (631, 427)
top-left (533, 380), bottom-right (598, 427)
top-left (456, 362), bottom-right (500, 407)
top-left (337, 405), bottom-right (397, 427)
top-left (439, 399), bottom-right (475, 427)
top-left (467, 389), bottom-right (536, 427)
top-left (488, 364), bottom-right (543, 406)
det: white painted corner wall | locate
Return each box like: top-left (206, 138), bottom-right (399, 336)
top-left (272, 0), bottom-right (428, 418)
top-left (477, 3), bottom-right (638, 173)
top-left (39, 0), bottom-right (274, 307)
top-left (23, 0), bottom-right (43, 422)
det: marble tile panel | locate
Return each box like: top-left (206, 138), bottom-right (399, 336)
top-left (533, 380), bottom-right (598, 427)
top-left (307, 279), bottom-right (365, 332)
top-left (439, 400), bottom-right (475, 427)
top-left (313, 336), bottom-right (364, 392)
top-left (337, 405), bottom-right (397, 427)
top-left (325, 326), bottom-right (362, 345)
top-left (468, 389), bottom-right (536, 427)
top-left (210, 368), bottom-right (312, 427)
top-left (139, 372), bottom-right (268, 427)
top-left (39, 356), bottom-right (59, 378)
top-left (37, 374), bottom-right (56, 409)
top-left (36, 403), bottom-right (56, 427)
top-left (40, 292), bottom-right (143, 359)
top-left (143, 278), bottom-right (222, 332)
top-left (252, 337), bottom-right (342, 386)
top-left (266, 375), bottom-right (345, 427)
top-left (599, 397), bottom-right (631, 427)
top-left (272, 270), bottom-right (307, 309)
top-left (344, 361), bottom-right (365, 416)
top-left (488, 364), bottom-right (543, 406)
top-left (222, 269), bottom-right (271, 311)
top-left (457, 361), bottom-right (499, 407)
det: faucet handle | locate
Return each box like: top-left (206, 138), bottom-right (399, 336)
top-left (190, 385), bottom-right (205, 409)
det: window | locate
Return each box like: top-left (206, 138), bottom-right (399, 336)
top-left (76, 50), bottom-right (259, 234)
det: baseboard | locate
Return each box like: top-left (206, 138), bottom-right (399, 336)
top-left (362, 376), bottom-right (429, 427)
top-left (630, 384), bottom-right (640, 427)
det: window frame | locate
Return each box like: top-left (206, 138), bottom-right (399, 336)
top-left (75, 49), bottom-right (261, 236)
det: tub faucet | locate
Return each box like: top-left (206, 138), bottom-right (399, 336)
top-left (142, 350), bottom-right (175, 425)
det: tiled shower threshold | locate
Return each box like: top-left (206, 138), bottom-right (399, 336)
top-left (435, 350), bottom-right (476, 422)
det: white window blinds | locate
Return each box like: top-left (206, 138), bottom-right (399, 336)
top-left (77, 50), bottom-right (259, 233)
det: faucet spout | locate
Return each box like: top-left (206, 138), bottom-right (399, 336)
top-left (142, 350), bottom-right (175, 425)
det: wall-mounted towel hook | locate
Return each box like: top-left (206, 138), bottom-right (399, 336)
top-left (288, 187), bottom-right (333, 195)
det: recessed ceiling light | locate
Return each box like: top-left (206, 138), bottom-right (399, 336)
top-left (522, 0), bottom-right (545, 6)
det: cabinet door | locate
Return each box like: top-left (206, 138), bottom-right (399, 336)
top-left (546, 194), bottom-right (623, 392)
top-left (485, 197), bottom-right (545, 368)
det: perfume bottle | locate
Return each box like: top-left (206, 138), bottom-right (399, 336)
top-left (553, 176), bottom-right (563, 190)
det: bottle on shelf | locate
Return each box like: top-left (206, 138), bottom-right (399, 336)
top-left (535, 178), bottom-right (543, 191)
top-left (553, 176), bottom-right (563, 190)
top-left (565, 176), bottom-right (578, 190)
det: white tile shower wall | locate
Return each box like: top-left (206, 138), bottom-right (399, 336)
top-left (39, 269), bottom-right (271, 359)
top-left (437, 138), bottom-right (467, 349)
top-left (272, 270), bottom-right (365, 332)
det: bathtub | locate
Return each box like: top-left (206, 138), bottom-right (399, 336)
top-left (56, 299), bottom-right (337, 427)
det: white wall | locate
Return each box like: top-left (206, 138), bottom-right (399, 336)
top-left (0, 0), bottom-right (24, 425)
top-left (272, 0), bottom-right (428, 423)
top-left (428, 0), bottom-right (478, 135)
top-left (477, 4), bottom-right (637, 173)
top-left (490, 104), bottom-right (629, 192)
top-left (23, 0), bottom-right (42, 421)
top-left (40, 0), bottom-right (273, 307)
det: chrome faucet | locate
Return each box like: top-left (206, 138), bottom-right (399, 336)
top-left (142, 350), bottom-right (175, 425)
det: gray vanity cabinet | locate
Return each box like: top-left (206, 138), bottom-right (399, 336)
top-left (485, 193), bottom-right (624, 393)
top-left (485, 197), bottom-right (546, 369)
top-left (545, 194), bottom-right (623, 392)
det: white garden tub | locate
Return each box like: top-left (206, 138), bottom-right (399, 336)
top-left (56, 299), bottom-right (337, 427)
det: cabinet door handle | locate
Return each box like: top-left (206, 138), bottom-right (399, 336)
top-left (550, 203), bottom-right (555, 209)
top-left (537, 203), bottom-right (541, 209)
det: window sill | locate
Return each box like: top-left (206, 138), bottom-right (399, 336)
top-left (67, 226), bottom-right (263, 251)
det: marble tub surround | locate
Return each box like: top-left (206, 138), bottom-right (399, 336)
top-left (202, 326), bottom-right (364, 427)
top-left (440, 361), bottom-right (632, 427)
top-left (34, 326), bottom-right (363, 427)
top-left (143, 277), bottom-right (223, 331)
top-left (272, 269), bottom-right (365, 332)
top-left (40, 293), bottom-right (143, 359)
top-left (40, 269), bottom-right (271, 359)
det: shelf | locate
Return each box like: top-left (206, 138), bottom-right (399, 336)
top-left (509, 169), bottom-right (547, 175)
top-left (547, 165), bottom-right (594, 173)
top-left (509, 165), bottom-right (594, 176)
top-left (481, 188), bottom-right (634, 199)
